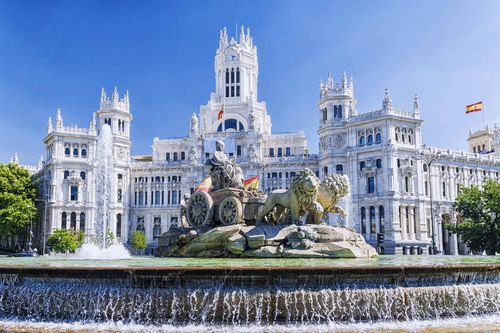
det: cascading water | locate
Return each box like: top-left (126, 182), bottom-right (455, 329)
top-left (77, 124), bottom-right (129, 259)
top-left (330, 176), bottom-right (352, 229)
top-left (0, 267), bottom-right (498, 327)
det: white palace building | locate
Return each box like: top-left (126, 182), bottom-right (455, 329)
top-left (16, 26), bottom-right (500, 255)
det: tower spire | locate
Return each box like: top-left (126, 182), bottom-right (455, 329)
top-left (112, 86), bottom-right (119, 105)
top-left (413, 94), bottom-right (420, 114)
top-left (100, 87), bottom-right (107, 104)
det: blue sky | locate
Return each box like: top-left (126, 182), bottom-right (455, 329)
top-left (0, 0), bottom-right (499, 164)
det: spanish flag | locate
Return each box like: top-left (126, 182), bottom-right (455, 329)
top-left (466, 101), bottom-right (482, 114)
top-left (217, 104), bottom-right (224, 120)
top-left (195, 176), bottom-right (213, 192)
top-left (243, 176), bottom-right (259, 190)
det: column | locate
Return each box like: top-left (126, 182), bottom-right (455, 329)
top-left (401, 205), bottom-right (407, 240)
top-left (409, 206), bottom-right (415, 240)
top-left (449, 214), bottom-right (459, 255)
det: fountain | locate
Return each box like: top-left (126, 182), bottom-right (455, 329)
top-left (0, 136), bottom-right (497, 331)
top-left (76, 124), bottom-right (130, 259)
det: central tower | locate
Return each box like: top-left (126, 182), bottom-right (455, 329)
top-left (199, 26), bottom-right (271, 135)
top-left (215, 26), bottom-right (258, 103)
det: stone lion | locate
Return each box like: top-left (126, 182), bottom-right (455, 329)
top-left (257, 169), bottom-right (323, 224)
top-left (317, 174), bottom-right (349, 217)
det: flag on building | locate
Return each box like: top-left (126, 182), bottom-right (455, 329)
top-left (243, 176), bottom-right (259, 190)
top-left (195, 176), bottom-right (213, 192)
top-left (466, 101), bottom-right (483, 114)
top-left (217, 104), bottom-right (225, 120)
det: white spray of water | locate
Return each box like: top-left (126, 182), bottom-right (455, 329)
top-left (78, 124), bottom-right (129, 259)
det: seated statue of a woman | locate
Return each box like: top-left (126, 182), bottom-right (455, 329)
top-left (205, 140), bottom-right (244, 190)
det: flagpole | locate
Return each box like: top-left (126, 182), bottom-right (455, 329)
top-left (482, 101), bottom-right (485, 128)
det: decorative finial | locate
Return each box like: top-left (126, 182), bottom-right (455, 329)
top-left (10, 152), bottom-right (19, 165)
top-left (413, 94), bottom-right (419, 113)
top-left (112, 86), bottom-right (119, 104)
top-left (90, 112), bottom-right (96, 130)
top-left (240, 25), bottom-right (245, 43)
top-left (342, 71), bottom-right (347, 87)
top-left (100, 87), bottom-right (106, 104)
top-left (382, 88), bottom-right (393, 110)
top-left (56, 108), bottom-right (63, 128)
top-left (327, 73), bottom-right (333, 89)
top-left (47, 117), bottom-right (53, 133)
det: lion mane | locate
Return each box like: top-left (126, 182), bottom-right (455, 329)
top-left (317, 174), bottom-right (350, 214)
top-left (291, 169), bottom-right (320, 211)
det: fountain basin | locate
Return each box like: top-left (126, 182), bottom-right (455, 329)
top-left (0, 256), bottom-right (498, 326)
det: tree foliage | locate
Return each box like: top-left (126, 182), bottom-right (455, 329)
top-left (47, 229), bottom-right (79, 253)
top-left (449, 180), bottom-right (500, 255)
top-left (0, 163), bottom-right (38, 236)
top-left (131, 231), bottom-right (146, 251)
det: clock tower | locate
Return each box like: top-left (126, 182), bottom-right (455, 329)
top-left (214, 26), bottom-right (259, 103)
top-left (199, 26), bottom-right (271, 135)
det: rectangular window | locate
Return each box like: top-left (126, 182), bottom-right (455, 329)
top-left (139, 191), bottom-right (144, 205)
top-left (425, 181), bottom-right (429, 196)
top-left (155, 191), bottom-right (160, 205)
top-left (173, 152), bottom-right (178, 161)
top-left (172, 191), bottom-right (178, 205)
top-left (181, 152), bottom-right (185, 160)
top-left (231, 86), bottom-right (234, 97)
top-left (285, 147), bottom-right (291, 156)
top-left (166, 153), bottom-right (170, 161)
top-left (236, 85), bottom-right (240, 97)
top-left (269, 148), bottom-right (274, 157)
top-left (368, 176), bottom-right (375, 193)
top-left (322, 109), bottom-right (327, 121)
top-left (336, 164), bottom-right (343, 174)
top-left (323, 166), bottom-right (328, 176)
top-left (277, 148), bottom-right (282, 157)
top-left (225, 86), bottom-right (229, 97)
top-left (237, 145), bottom-right (242, 157)
top-left (70, 186), bottom-right (78, 201)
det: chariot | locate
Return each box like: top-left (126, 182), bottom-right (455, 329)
top-left (185, 188), bottom-right (266, 227)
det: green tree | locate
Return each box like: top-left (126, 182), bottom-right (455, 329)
top-left (76, 230), bottom-right (85, 248)
top-left (0, 163), bottom-right (38, 237)
top-left (131, 231), bottom-right (146, 252)
top-left (449, 180), bottom-right (500, 255)
top-left (47, 229), bottom-right (79, 253)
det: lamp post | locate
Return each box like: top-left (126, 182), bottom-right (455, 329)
top-left (416, 145), bottom-right (441, 255)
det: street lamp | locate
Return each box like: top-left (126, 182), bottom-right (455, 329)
top-left (415, 144), bottom-right (442, 255)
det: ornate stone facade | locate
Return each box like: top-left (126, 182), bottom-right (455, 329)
top-left (21, 26), bottom-right (500, 255)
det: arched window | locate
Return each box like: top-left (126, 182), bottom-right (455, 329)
top-left (181, 152), bottom-right (185, 160)
top-left (236, 68), bottom-right (240, 83)
top-left (379, 206), bottom-right (385, 233)
top-left (370, 206), bottom-right (376, 233)
top-left (333, 105), bottom-right (338, 118)
top-left (375, 133), bottom-right (382, 143)
top-left (61, 212), bottom-right (67, 229)
top-left (361, 207), bottom-right (366, 234)
top-left (322, 108), bottom-right (327, 121)
top-left (155, 176), bottom-right (161, 182)
top-left (224, 119), bottom-right (237, 131)
top-left (153, 217), bottom-right (162, 238)
top-left (155, 191), bottom-right (160, 205)
top-left (80, 212), bottom-right (85, 231)
top-left (359, 136), bottom-right (365, 146)
top-left (117, 189), bottom-right (122, 203)
top-left (80, 171), bottom-right (86, 180)
top-left (138, 191), bottom-right (144, 205)
top-left (81, 148), bottom-right (87, 158)
top-left (65, 147), bottom-right (71, 157)
top-left (225, 69), bottom-right (229, 84)
top-left (360, 161), bottom-right (365, 170)
top-left (70, 212), bottom-right (77, 230)
top-left (231, 68), bottom-right (235, 84)
top-left (239, 122), bottom-right (244, 131)
top-left (116, 214), bottom-right (122, 237)
top-left (423, 164), bottom-right (428, 172)
top-left (172, 191), bottom-right (178, 205)
top-left (367, 135), bottom-right (374, 145)
top-left (64, 170), bottom-right (70, 179)
top-left (376, 159), bottom-right (382, 168)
